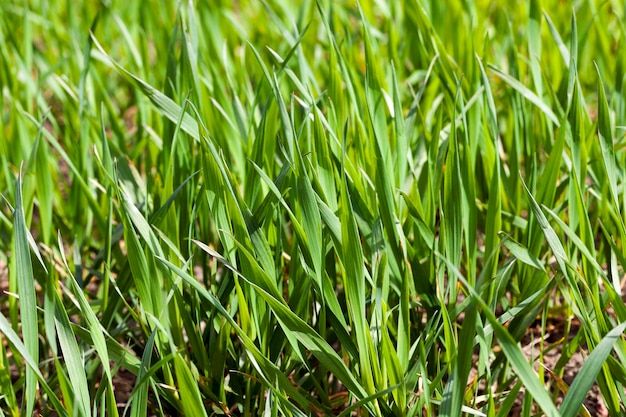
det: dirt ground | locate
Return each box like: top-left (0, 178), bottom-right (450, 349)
top-left (512, 318), bottom-right (609, 416)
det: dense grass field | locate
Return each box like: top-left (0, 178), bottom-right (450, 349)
top-left (2, 0), bottom-right (626, 416)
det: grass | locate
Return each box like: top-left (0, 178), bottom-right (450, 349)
top-left (1, 0), bottom-right (626, 416)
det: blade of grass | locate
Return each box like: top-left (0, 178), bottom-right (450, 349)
top-left (560, 322), bottom-right (626, 417)
top-left (594, 62), bottom-right (626, 240)
top-left (441, 255), bottom-right (560, 417)
top-left (488, 65), bottom-right (559, 126)
top-left (91, 34), bottom-right (200, 141)
top-left (155, 255), bottom-right (313, 415)
top-left (174, 354), bottom-right (208, 417)
top-left (53, 290), bottom-right (91, 416)
top-left (57, 232), bottom-right (117, 416)
top-left (12, 168), bottom-right (37, 417)
top-left (0, 314), bottom-right (68, 417)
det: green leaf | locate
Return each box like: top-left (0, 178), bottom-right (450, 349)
top-left (91, 35), bottom-right (200, 141)
top-left (155, 256), bottom-right (311, 415)
top-left (174, 355), bottom-right (208, 417)
top-left (594, 62), bottom-right (625, 237)
top-left (58, 232), bottom-right (117, 415)
top-left (130, 329), bottom-right (157, 417)
top-left (488, 65), bottom-right (560, 125)
top-left (560, 322), bottom-right (626, 417)
top-left (0, 315), bottom-right (68, 417)
top-left (54, 290), bottom-right (91, 416)
top-left (446, 260), bottom-right (560, 417)
top-left (499, 232), bottom-right (545, 270)
top-left (12, 170), bottom-right (38, 417)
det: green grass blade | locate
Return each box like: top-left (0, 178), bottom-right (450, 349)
top-left (339, 176), bottom-right (377, 399)
top-left (129, 328), bottom-right (157, 417)
top-left (499, 233), bottom-right (545, 270)
top-left (91, 35), bottom-right (200, 141)
top-left (0, 314), bottom-right (68, 417)
top-left (560, 322), bottom-right (626, 417)
top-left (155, 256), bottom-right (312, 413)
top-left (57, 232), bottom-right (117, 415)
top-left (32, 117), bottom-right (53, 244)
top-left (543, 10), bottom-right (570, 65)
top-left (528, 0), bottom-right (543, 97)
top-left (191, 238), bottom-right (371, 403)
top-left (446, 260), bottom-right (560, 417)
top-left (488, 65), bottom-right (560, 126)
top-left (174, 354), bottom-right (208, 417)
top-left (594, 62), bottom-right (625, 236)
top-left (53, 290), bottom-right (91, 416)
top-left (12, 170), bottom-right (38, 417)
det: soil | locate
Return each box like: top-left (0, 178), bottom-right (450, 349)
top-left (511, 318), bottom-right (609, 416)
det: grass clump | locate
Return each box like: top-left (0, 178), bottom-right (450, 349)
top-left (2, 1), bottom-right (626, 416)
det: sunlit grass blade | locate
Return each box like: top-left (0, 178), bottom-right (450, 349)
top-left (594, 62), bottom-right (626, 238)
top-left (499, 233), bottom-right (544, 270)
top-left (21, 112), bottom-right (107, 231)
top-left (30, 117), bottom-right (53, 245)
top-left (543, 10), bottom-right (570, 65)
top-left (53, 290), bottom-right (91, 416)
top-left (174, 354), bottom-right (208, 417)
top-left (91, 34), bottom-right (200, 141)
top-left (522, 177), bottom-right (600, 369)
top-left (447, 260), bottom-right (560, 417)
top-left (155, 256), bottom-right (313, 416)
top-left (0, 314), bottom-right (68, 417)
top-left (339, 174), bottom-right (378, 402)
top-left (191, 238), bottom-right (371, 402)
top-left (11, 169), bottom-right (38, 417)
top-left (57, 232), bottom-right (117, 416)
top-left (560, 322), bottom-right (626, 417)
top-left (528, 0), bottom-right (543, 97)
top-left (129, 329), bottom-right (163, 417)
top-left (488, 65), bottom-right (560, 126)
